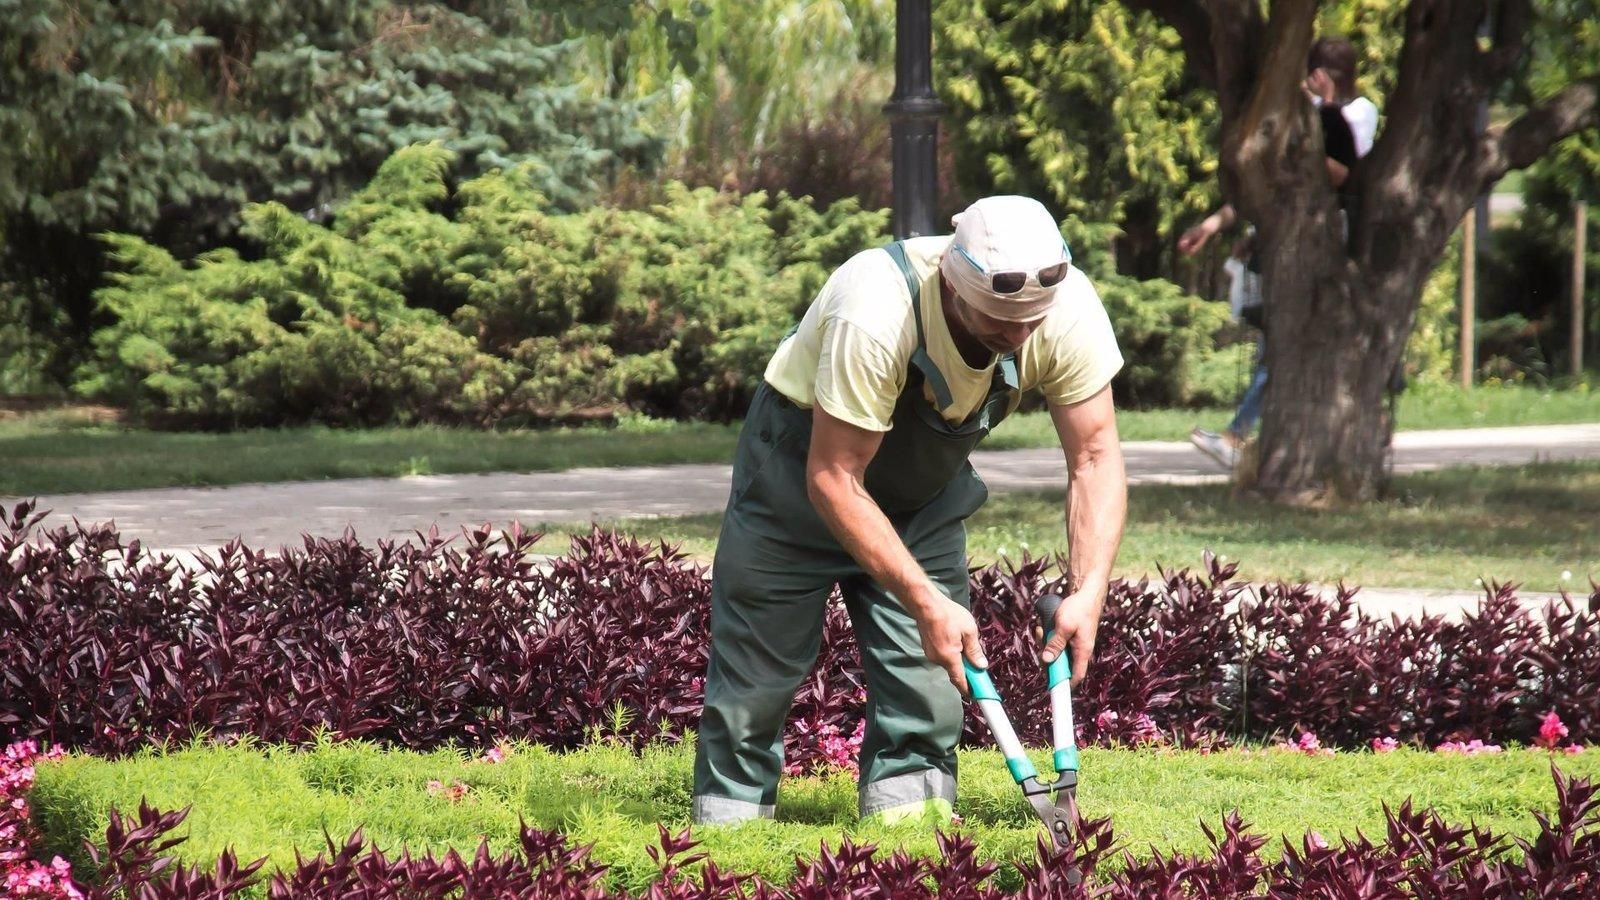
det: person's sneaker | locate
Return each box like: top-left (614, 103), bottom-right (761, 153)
top-left (1189, 428), bottom-right (1239, 470)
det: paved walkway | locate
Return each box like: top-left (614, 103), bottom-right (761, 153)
top-left (7, 423), bottom-right (1596, 618)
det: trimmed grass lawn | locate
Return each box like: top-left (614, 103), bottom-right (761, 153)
top-left (28, 740), bottom-right (1600, 893)
top-left (3, 383), bottom-right (1597, 496)
top-left (535, 461), bottom-right (1600, 593)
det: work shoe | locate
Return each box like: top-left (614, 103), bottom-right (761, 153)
top-left (1189, 428), bottom-right (1239, 470)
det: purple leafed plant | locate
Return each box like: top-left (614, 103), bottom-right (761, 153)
top-left (4, 501), bottom-right (1599, 770)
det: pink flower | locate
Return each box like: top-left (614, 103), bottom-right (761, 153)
top-left (1278, 732), bottom-right (1335, 756)
top-left (816, 720), bottom-right (867, 775)
top-left (480, 746), bottom-right (508, 764)
top-left (1436, 739), bottom-right (1503, 755)
top-left (1094, 710), bottom-right (1162, 745)
top-left (1535, 712), bottom-right (1570, 750)
top-left (2, 743), bottom-right (85, 899)
top-left (426, 779), bottom-right (469, 801)
top-left (1371, 737), bottom-right (1399, 753)
top-left (1564, 744), bottom-right (1585, 755)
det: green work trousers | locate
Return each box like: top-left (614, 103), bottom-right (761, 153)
top-left (692, 384), bottom-right (989, 824)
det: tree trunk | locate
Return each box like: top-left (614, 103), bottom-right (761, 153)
top-left (1121, 0), bottom-right (1599, 505)
top-left (1224, 159), bottom-right (1396, 503)
top-left (1250, 249), bottom-right (1412, 505)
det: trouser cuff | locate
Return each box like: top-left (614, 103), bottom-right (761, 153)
top-left (692, 794), bottom-right (775, 825)
top-left (858, 768), bottom-right (956, 818)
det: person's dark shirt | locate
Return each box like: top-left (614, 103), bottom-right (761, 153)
top-left (1320, 104), bottom-right (1358, 170)
top-left (1246, 103), bottom-right (1361, 274)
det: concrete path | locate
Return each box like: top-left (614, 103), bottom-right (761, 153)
top-left (9, 423), bottom-right (1598, 560)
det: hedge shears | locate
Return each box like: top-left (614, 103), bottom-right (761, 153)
top-left (963, 593), bottom-right (1080, 854)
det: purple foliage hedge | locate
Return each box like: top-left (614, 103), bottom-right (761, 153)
top-left (14, 769), bottom-right (1600, 898)
top-left (3, 500), bottom-right (1598, 770)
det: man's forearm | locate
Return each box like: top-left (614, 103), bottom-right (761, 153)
top-left (809, 470), bottom-right (939, 617)
top-left (1063, 443), bottom-right (1127, 600)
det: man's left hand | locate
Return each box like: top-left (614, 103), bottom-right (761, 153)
top-left (1034, 588), bottom-right (1103, 688)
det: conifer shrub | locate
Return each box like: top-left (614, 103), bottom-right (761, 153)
top-left (75, 143), bottom-right (1231, 428)
top-left (74, 146), bottom-right (892, 429)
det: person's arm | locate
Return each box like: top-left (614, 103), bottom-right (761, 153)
top-left (1320, 103), bottom-right (1357, 187)
top-left (1178, 204), bottom-right (1236, 256)
top-left (1037, 383), bottom-right (1126, 687)
top-left (806, 407), bottom-right (988, 694)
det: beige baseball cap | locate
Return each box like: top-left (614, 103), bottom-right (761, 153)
top-left (938, 196), bottom-right (1073, 323)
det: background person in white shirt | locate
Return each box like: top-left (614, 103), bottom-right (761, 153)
top-left (1181, 36), bottom-right (1378, 469)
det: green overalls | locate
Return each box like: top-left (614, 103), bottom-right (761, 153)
top-left (692, 242), bottom-right (1020, 824)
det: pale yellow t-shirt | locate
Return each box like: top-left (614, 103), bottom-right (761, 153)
top-left (764, 236), bottom-right (1124, 431)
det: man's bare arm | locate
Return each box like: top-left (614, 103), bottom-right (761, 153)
top-left (1040, 384), bottom-right (1127, 686)
top-left (806, 406), bottom-right (987, 694)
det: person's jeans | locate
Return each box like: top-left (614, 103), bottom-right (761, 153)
top-left (1227, 338), bottom-right (1267, 436)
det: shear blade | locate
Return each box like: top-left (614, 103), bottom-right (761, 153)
top-left (1027, 791), bottom-right (1076, 848)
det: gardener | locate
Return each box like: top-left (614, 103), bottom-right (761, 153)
top-left (692, 195), bottom-right (1127, 826)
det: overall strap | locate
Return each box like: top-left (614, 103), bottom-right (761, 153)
top-left (996, 354), bottom-right (1019, 392)
top-left (882, 242), bottom-right (955, 410)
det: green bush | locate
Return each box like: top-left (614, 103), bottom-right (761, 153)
top-left (77, 145), bottom-right (892, 428)
top-left (1406, 232), bottom-right (1461, 385)
top-left (3, 1), bottom-right (663, 389)
top-left (1096, 272), bottom-right (1234, 408)
top-left (77, 142), bottom-right (1233, 426)
top-left (27, 740), bottom-right (1600, 894)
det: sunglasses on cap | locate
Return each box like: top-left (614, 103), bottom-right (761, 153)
top-left (952, 242), bottom-right (1073, 294)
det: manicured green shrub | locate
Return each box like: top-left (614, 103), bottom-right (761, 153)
top-left (16, 740), bottom-right (1600, 897)
top-left (76, 140), bottom-right (1236, 426)
top-left (76, 146), bottom-right (892, 428)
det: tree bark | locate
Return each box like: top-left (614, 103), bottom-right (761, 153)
top-left (1129, 0), bottom-right (1599, 504)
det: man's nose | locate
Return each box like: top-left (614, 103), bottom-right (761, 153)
top-left (1000, 321), bottom-right (1036, 346)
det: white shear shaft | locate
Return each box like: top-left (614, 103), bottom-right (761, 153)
top-left (976, 698), bottom-right (1027, 761)
top-left (1051, 682), bottom-right (1075, 752)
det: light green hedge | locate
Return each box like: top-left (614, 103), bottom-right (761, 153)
top-left (28, 739), bottom-right (1600, 895)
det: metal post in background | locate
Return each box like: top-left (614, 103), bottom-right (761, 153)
top-left (1460, 211), bottom-right (1477, 388)
top-left (885, 0), bottom-right (944, 239)
top-left (1575, 201), bottom-right (1589, 378)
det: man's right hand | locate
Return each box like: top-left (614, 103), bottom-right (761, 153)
top-left (912, 586), bottom-right (987, 696)
top-left (1177, 217), bottom-right (1219, 256)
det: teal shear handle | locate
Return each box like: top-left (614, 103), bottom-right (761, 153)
top-left (962, 592), bottom-right (1081, 860)
top-left (1035, 594), bottom-right (1080, 775)
top-left (963, 657), bottom-right (1038, 783)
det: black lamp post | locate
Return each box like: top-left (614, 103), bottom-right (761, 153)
top-left (884, 0), bottom-right (944, 239)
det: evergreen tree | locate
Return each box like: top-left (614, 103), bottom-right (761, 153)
top-left (936, 1), bottom-right (1218, 279)
top-left (0, 0), bottom-right (662, 385)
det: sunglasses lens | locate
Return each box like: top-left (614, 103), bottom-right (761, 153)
top-left (1038, 261), bottom-right (1070, 288)
top-left (991, 271), bottom-right (1027, 294)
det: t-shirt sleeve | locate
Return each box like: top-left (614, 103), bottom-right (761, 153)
top-left (1343, 97), bottom-right (1379, 158)
top-left (1036, 285), bottom-right (1124, 408)
top-left (1321, 105), bottom-right (1358, 168)
top-left (814, 316), bottom-right (904, 432)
